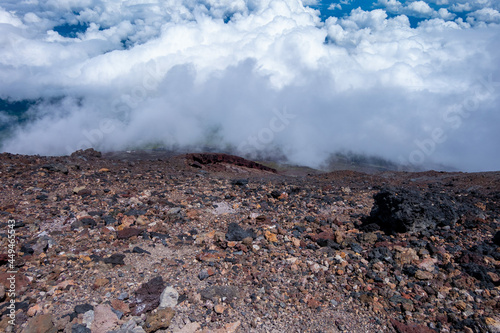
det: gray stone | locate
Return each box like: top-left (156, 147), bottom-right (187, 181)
top-left (159, 286), bottom-right (179, 309)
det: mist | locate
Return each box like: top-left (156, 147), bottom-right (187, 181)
top-left (1, 0), bottom-right (500, 171)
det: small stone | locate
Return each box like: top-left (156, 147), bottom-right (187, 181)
top-left (22, 314), bottom-right (56, 333)
top-left (455, 300), bottom-right (467, 311)
top-left (264, 230), bottom-right (278, 243)
top-left (487, 272), bottom-right (500, 283)
top-left (214, 304), bottom-right (225, 314)
top-left (175, 322), bottom-right (201, 333)
top-left (225, 222), bottom-right (255, 241)
top-left (418, 258), bottom-right (437, 272)
top-left (159, 286), bottom-right (179, 309)
top-left (198, 268), bottom-right (216, 281)
top-left (73, 186), bottom-right (86, 194)
top-left (0, 284), bottom-right (5, 301)
top-left (220, 321), bottom-right (241, 333)
top-left (71, 324), bottom-right (91, 333)
top-left (143, 308), bottom-right (175, 333)
top-left (103, 254), bottom-right (126, 266)
top-left (75, 304), bottom-right (94, 314)
top-left (390, 319), bottom-right (435, 333)
top-left (117, 228), bottom-right (142, 239)
top-left (131, 276), bottom-right (165, 315)
top-left (82, 311), bottom-right (94, 329)
top-left (415, 270), bottom-right (434, 280)
top-left (242, 237), bottom-right (253, 246)
top-left (27, 304), bottom-right (42, 317)
top-left (484, 317), bottom-right (500, 333)
top-left (91, 304), bottom-right (119, 333)
top-left (93, 278), bottom-right (109, 289)
top-left (307, 297), bottom-right (321, 309)
top-left (111, 299), bottom-right (130, 314)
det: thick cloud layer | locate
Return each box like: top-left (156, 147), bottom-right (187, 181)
top-left (0, 0), bottom-right (499, 171)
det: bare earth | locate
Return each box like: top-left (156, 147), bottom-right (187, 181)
top-left (0, 149), bottom-right (499, 333)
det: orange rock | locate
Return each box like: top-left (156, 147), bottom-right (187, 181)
top-left (111, 299), bottom-right (130, 314)
top-left (307, 297), bottom-right (321, 308)
top-left (196, 251), bottom-right (225, 262)
top-left (264, 230), bottom-right (278, 243)
top-left (186, 209), bottom-right (199, 219)
top-left (278, 192), bottom-right (288, 200)
top-left (93, 278), bottom-right (109, 289)
top-left (214, 304), bottom-right (225, 314)
top-left (27, 304), bottom-right (41, 317)
top-left (121, 215), bottom-right (135, 227)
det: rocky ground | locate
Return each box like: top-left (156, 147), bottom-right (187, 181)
top-left (0, 149), bottom-right (499, 333)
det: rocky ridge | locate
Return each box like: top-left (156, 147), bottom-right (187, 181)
top-left (0, 149), bottom-right (499, 332)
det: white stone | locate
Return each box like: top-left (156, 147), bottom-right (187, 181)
top-left (159, 286), bottom-right (179, 309)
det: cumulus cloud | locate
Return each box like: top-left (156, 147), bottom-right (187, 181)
top-left (0, 0), bottom-right (500, 171)
top-left (406, 1), bottom-right (434, 16)
top-left (468, 7), bottom-right (500, 23)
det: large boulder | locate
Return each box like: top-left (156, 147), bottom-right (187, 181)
top-left (366, 187), bottom-right (473, 234)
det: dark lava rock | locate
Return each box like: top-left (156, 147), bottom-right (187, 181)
top-left (71, 220), bottom-right (84, 230)
top-left (74, 303), bottom-right (94, 314)
top-left (366, 187), bottom-right (470, 234)
top-left (102, 215), bottom-right (117, 225)
top-left (70, 148), bottom-right (102, 159)
top-left (225, 222), bottom-right (256, 241)
top-left (80, 217), bottom-right (96, 227)
top-left (131, 276), bottom-right (165, 315)
top-left (117, 227), bottom-right (143, 239)
top-left (36, 194), bottom-right (48, 201)
top-left (494, 231), bottom-right (500, 246)
top-left (231, 179), bottom-right (249, 186)
top-left (461, 263), bottom-right (498, 288)
top-left (41, 163), bottom-right (69, 174)
top-left (103, 254), bottom-right (126, 266)
top-left (390, 319), bottom-right (435, 333)
top-left (186, 153), bottom-right (276, 173)
top-left (72, 324), bottom-right (91, 333)
top-left (200, 285), bottom-right (240, 302)
top-left (125, 209), bottom-right (147, 216)
top-left (367, 247), bottom-right (393, 263)
top-left (132, 247), bottom-right (151, 255)
top-left (270, 190), bottom-right (282, 199)
top-left (20, 243), bottom-right (34, 255)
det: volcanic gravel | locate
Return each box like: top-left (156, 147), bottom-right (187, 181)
top-left (0, 149), bottom-right (499, 333)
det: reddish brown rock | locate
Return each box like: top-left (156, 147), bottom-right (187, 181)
top-left (117, 227), bottom-right (143, 239)
top-left (22, 314), bottom-right (56, 333)
top-left (91, 304), bottom-right (119, 333)
top-left (390, 319), bottom-right (435, 333)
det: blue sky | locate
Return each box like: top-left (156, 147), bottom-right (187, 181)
top-left (0, 0), bottom-right (499, 171)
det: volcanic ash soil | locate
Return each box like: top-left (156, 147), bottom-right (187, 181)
top-left (0, 149), bottom-right (499, 333)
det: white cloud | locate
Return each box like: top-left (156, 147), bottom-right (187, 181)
top-left (0, 7), bottom-right (24, 27)
top-left (328, 4), bottom-right (342, 10)
top-left (437, 8), bottom-right (456, 19)
top-left (468, 7), bottom-right (500, 23)
top-left (406, 1), bottom-right (435, 16)
top-left (375, 0), bottom-right (404, 12)
top-left (0, 1), bottom-right (499, 171)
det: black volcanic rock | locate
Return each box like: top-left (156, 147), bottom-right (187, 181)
top-left (225, 222), bottom-right (256, 241)
top-left (494, 230), bottom-right (500, 246)
top-left (366, 187), bottom-right (473, 234)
